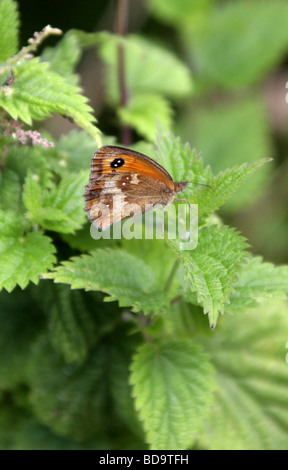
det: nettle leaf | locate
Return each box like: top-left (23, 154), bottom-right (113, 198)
top-left (153, 130), bottom-right (272, 214)
top-left (0, 0), bottom-right (19, 63)
top-left (43, 284), bottom-right (99, 364)
top-left (152, 131), bottom-right (216, 212)
top-left (44, 248), bottom-right (170, 315)
top-left (0, 139), bottom-right (52, 214)
top-left (41, 31), bottom-right (81, 85)
top-left (4, 144), bottom-right (52, 187)
top-left (0, 288), bottom-right (44, 388)
top-left (0, 57), bottom-right (101, 143)
top-left (153, 131), bottom-right (201, 182)
top-left (191, 0), bottom-right (288, 88)
top-left (191, 99), bottom-right (272, 173)
top-left (49, 130), bottom-right (98, 175)
top-left (200, 301), bottom-right (288, 450)
top-left (26, 324), bottom-right (142, 441)
top-left (188, 98), bottom-right (273, 210)
top-left (23, 171), bottom-right (88, 234)
top-left (0, 167), bottom-right (22, 213)
top-left (98, 33), bottom-right (193, 103)
top-left (169, 225), bottom-right (249, 328)
top-left (45, 130), bottom-right (115, 177)
top-left (0, 210), bottom-right (56, 292)
top-left (118, 93), bottom-right (173, 141)
top-left (130, 340), bottom-right (216, 450)
top-left (0, 405), bottom-right (107, 450)
top-left (228, 256), bottom-right (288, 311)
top-left (122, 239), bottom-right (177, 292)
top-left (26, 333), bottom-right (110, 440)
top-left (148, 0), bottom-right (212, 26)
top-left (22, 170), bottom-right (43, 215)
top-left (194, 159), bottom-right (272, 215)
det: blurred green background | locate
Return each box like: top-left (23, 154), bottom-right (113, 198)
top-left (17, 0), bottom-right (288, 265)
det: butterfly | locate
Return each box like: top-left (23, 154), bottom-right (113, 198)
top-left (84, 145), bottom-right (189, 230)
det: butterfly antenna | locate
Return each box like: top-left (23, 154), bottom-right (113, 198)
top-left (189, 181), bottom-right (215, 191)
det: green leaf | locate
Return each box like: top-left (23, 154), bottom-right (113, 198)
top-left (22, 170), bottom-right (43, 216)
top-left (130, 340), bottom-right (215, 450)
top-left (191, 0), bottom-right (288, 88)
top-left (4, 144), bottom-right (52, 187)
top-left (26, 334), bottom-right (110, 440)
top-left (228, 256), bottom-right (288, 311)
top-left (148, 0), bottom-right (212, 26)
top-left (184, 98), bottom-right (273, 209)
top-left (0, 57), bottom-right (101, 143)
top-left (169, 225), bottom-right (249, 328)
top-left (61, 223), bottom-right (120, 252)
top-left (118, 93), bottom-right (173, 141)
top-left (26, 325), bottom-right (142, 441)
top-left (46, 130), bottom-right (116, 177)
top-left (0, 0), bottom-right (19, 63)
top-left (0, 211), bottom-right (56, 292)
top-left (0, 167), bottom-right (22, 213)
top-left (33, 282), bottom-right (123, 366)
top-left (0, 405), bottom-right (107, 450)
top-left (41, 31), bottom-right (81, 85)
top-left (153, 130), bottom-right (199, 182)
top-left (200, 301), bottom-right (288, 450)
top-left (122, 239), bottom-right (177, 291)
top-left (0, 288), bottom-right (45, 388)
top-left (43, 248), bottom-right (170, 315)
top-left (43, 284), bottom-right (99, 364)
top-left (152, 131), bottom-right (271, 214)
top-left (23, 171), bottom-right (88, 234)
top-left (98, 34), bottom-right (193, 103)
top-left (0, 144), bottom-right (52, 214)
top-left (194, 159), bottom-right (273, 215)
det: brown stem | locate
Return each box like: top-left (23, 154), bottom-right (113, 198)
top-left (115, 0), bottom-right (132, 146)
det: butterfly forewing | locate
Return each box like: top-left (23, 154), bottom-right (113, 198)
top-left (84, 145), bottom-right (188, 229)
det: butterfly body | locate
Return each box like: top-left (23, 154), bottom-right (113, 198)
top-left (84, 146), bottom-right (188, 230)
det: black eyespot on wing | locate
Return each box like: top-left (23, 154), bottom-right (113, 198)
top-left (111, 158), bottom-right (125, 169)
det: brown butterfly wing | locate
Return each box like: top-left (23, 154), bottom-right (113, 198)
top-left (88, 146), bottom-right (175, 188)
top-left (84, 146), bottom-right (186, 230)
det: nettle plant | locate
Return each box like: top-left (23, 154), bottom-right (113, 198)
top-left (1, 0), bottom-right (288, 450)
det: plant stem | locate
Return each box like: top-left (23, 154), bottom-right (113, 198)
top-left (163, 259), bottom-right (181, 293)
top-left (115, 0), bottom-right (132, 146)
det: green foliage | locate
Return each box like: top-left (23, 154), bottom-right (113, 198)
top-left (0, 0), bottom-right (19, 62)
top-left (148, 0), bottom-right (212, 26)
top-left (190, 0), bottom-right (288, 88)
top-left (130, 340), bottom-right (216, 449)
top-left (1, 0), bottom-right (288, 451)
top-left (0, 211), bottom-right (56, 292)
top-left (170, 225), bottom-right (249, 328)
top-left (0, 58), bottom-right (100, 142)
top-left (199, 301), bottom-right (288, 450)
top-left (98, 33), bottom-right (193, 102)
top-left (23, 170), bottom-right (88, 233)
top-left (182, 98), bottom-right (273, 210)
top-left (228, 256), bottom-right (288, 311)
top-left (44, 249), bottom-right (170, 315)
top-left (26, 324), bottom-right (142, 442)
top-left (41, 32), bottom-right (81, 85)
top-left (118, 93), bottom-right (173, 141)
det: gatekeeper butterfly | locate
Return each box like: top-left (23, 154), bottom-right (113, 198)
top-left (84, 145), bottom-right (189, 230)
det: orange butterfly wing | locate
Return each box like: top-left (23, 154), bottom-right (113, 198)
top-left (88, 145), bottom-right (175, 190)
top-left (84, 146), bottom-right (188, 229)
